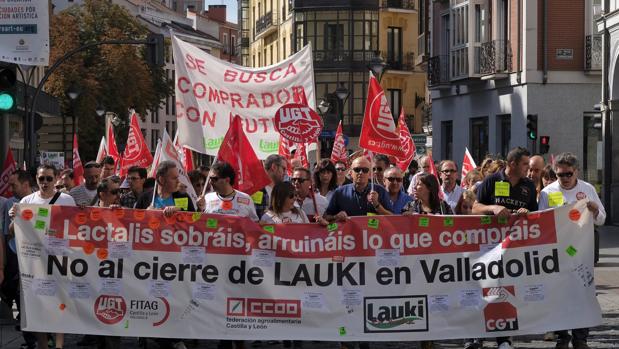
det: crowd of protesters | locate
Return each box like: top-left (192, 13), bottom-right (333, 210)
top-left (0, 146), bottom-right (605, 349)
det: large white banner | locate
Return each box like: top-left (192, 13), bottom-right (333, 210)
top-left (0, 1), bottom-right (49, 65)
top-left (15, 201), bottom-right (601, 340)
top-left (172, 35), bottom-right (315, 159)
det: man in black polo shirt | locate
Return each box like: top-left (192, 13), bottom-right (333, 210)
top-left (471, 146), bottom-right (537, 349)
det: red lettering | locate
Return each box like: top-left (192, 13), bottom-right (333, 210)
top-left (292, 86), bottom-right (306, 103)
top-left (262, 93), bottom-right (274, 108)
top-left (255, 72), bottom-right (267, 83)
top-left (269, 68), bottom-right (282, 81)
top-left (184, 54), bottom-right (207, 75)
top-left (177, 77), bottom-right (190, 93)
top-left (258, 118), bottom-right (270, 133)
top-left (230, 93), bottom-right (243, 108)
top-left (245, 119), bottom-right (258, 133)
top-left (219, 91), bottom-right (230, 104)
top-left (202, 110), bottom-right (216, 127)
top-left (239, 72), bottom-right (252, 83)
top-left (284, 63), bottom-right (297, 79)
top-left (209, 88), bottom-right (221, 103)
top-left (277, 89), bottom-right (291, 104)
top-left (247, 94), bottom-right (260, 108)
top-left (193, 82), bottom-right (207, 98)
top-left (186, 107), bottom-right (201, 123)
top-left (185, 54), bottom-right (196, 70)
top-left (175, 102), bottom-right (185, 120)
top-left (224, 70), bottom-right (237, 82)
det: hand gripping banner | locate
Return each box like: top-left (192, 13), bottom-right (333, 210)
top-left (14, 201), bottom-right (601, 340)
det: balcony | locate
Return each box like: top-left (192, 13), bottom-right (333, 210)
top-left (427, 55), bottom-right (450, 89)
top-left (585, 34), bottom-right (602, 71)
top-left (479, 40), bottom-right (512, 78)
top-left (255, 11), bottom-right (277, 38)
top-left (381, 0), bottom-right (415, 11)
top-left (383, 51), bottom-right (415, 72)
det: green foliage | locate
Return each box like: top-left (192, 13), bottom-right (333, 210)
top-left (47, 0), bottom-right (172, 161)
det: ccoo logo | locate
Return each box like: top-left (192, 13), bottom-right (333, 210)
top-left (94, 295), bottom-right (127, 325)
top-left (483, 286), bottom-right (519, 332)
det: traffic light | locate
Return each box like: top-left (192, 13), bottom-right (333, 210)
top-left (146, 33), bottom-right (165, 67)
top-left (540, 136), bottom-right (550, 154)
top-left (0, 63), bottom-right (17, 112)
top-left (526, 114), bottom-right (537, 140)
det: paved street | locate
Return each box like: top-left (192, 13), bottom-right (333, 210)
top-left (0, 226), bottom-right (617, 349)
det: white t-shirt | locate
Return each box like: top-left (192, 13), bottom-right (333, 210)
top-left (539, 179), bottom-right (606, 226)
top-left (203, 190), bottom-right (259, 222)
top-left (20, 191), bottom-right (76, 206)
top-left (297, 194), bottom-right (328, 218)
top-left (260, 210), bottom-right (309, 224)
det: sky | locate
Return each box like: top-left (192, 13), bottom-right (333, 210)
top-left (204, 0), bottom-right (238, 23)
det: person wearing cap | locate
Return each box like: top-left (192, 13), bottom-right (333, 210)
top-left (120, 166), bottom-right (146, 208)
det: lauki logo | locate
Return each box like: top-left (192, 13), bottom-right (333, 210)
top-left (364, 296), bottom-right (428, 333)
top-left (483, 286), bottom-right (519, 332)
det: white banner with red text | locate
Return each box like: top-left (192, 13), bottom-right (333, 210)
top-left (172, 35), bottom-right (315, 159)
top-left (14, 201), bottom-right (601, 340)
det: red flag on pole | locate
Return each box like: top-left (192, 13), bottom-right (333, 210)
top-left (72, 134), bottom-right (84, 186)
top-left (359, 74), bottom-right (404, 158)
top-left (278, 135), bottom-right (294, 175)
top-left (427, 153), bottom-right (444, 200)
top-left (461, 147), bottom-right (477, 187)
top-left (395, 108), bottom-right (416, 171)
top-left (0, 147), bottom-right (17, 197)
top-left (330, 121), bottom-right (347, 164)
top-left (119, 112), bottom-right (153, 177)
top-left (294, 142), bottom-right (309, 169)
top-left (106, 123), bottom-right (120, 165)
top-left (96, 136), bottom-right (107, 163)
top-left (217, 116), bottom-right (271, 195)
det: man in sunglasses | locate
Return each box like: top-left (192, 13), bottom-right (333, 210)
top-left (324, 156), bottom-right (393, 222)
top-left (292, 167), bottom-right (328, 221)
top-left (382, 167), bottom-right (411, 214)
top-left (538, 152), bottom-right (604, 349)
top-left (203, 161), bottom-right (258, 222)
top-left (372, 154), bottom-right (390, 183)
top-left (439, 160), bottom-right (463, 212)
top-left (69, 161), bottom-right (102, 206)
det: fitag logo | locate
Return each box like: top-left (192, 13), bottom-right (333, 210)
top-left (364, 295), bottom-right (428, 333)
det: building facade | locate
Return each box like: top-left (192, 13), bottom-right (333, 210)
top-left (427, 0), bottom-right (601, 190)
top-left (241, 0), bottom-right (427, 156)
top-left (203, 5), bottom-right (241, 64)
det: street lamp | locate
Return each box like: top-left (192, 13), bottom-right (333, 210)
top-left (65, 83), bottom-right (81, 157)
top-left (317, 98), bottom-right (330, 115)
top-left (334, 82), bottom-right (349, 126)
top-left (95, 103), bottom-right (106, 118)
top-left (368, 51), bottom-right (388, 82)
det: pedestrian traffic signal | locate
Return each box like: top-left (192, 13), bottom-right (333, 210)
top-left (540, 136), bottom-right (550, 154)
top-left (0, 64), bottom-right (17, 112)
top-left (146, 33), bottom-right (165, 67)
top-left (526, 114), bottom-right (537, 140)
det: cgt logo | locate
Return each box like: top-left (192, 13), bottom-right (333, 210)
top-left (226, 298), bottom-right (301, 318)
top-left (364, 296), bottom-right (428, 333)
top-left (483, 286), bottom-right (519, 332)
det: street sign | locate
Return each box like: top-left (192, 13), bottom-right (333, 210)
top-left (412, 134), bottom-right (427, 155)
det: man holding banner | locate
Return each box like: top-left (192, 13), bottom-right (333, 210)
top-left (135, 161), bottom-right (195, 214)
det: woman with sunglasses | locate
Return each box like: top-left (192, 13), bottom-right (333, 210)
top-left (335, 160), bottom-right (352, 186)
top-left (313, 159), bottom-right (338, 202)
top-left (260, 182), bottom-right (309, 224)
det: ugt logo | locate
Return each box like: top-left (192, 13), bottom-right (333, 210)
top-left (483, 286), bottom-right (519, 332)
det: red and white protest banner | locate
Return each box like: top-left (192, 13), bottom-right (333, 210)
top-left (395, 108), bottom-right (416, 172)
top-left (275, 103), bottom-right (323, 144)
top-left (217, 115), bottom-right (271, 195)
top-left (72, 134), bottom-right (84, 186)
top-left (106, 123), bottom-right (120, 166)
top-left (119, 112), bottom-right (153, 177)
top-left (359, 74), bottom-right (404, 158)
top-left (149, 139), bottom-right (162, 178)
top-left (14, 201), bottom-right (601, 339)
top-left (172, 36), bottom-right (315, 159)
top-left (160, 130), bottom-right (198, 206)
top-left (461, 147), bottom-right (477, 187)
top-left (95, 137), bottom-right (107, 164)
top-left (0, 147), bottom-right (16, 197)
top-left (293, 142), bottom-right (309, 169)
top-left (330, 121), bottom-right (347, 164)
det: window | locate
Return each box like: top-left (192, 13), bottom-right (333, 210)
top-left (451, 4), bottom-right (469, 79)
top-left (442, 121), bottom-right (453, 161)
top-left (270, 45), bottom-right (273, 64)
top-left (387, 27), bottom-right (402, 69)
top-left (497, 115), bottom-right (511, 159)
top-left (325, 24), bottom-right (344, 51)
top-left (470, 117), bottom-right (489, 164)
top-left (283, 37), bottom-right (286, 59)
top-left (151, 110), bottom-right (159, 124)
top-left (387, 89), bottom-right (401, 120)
top-left (151, 129), bottom-right (160, 151)
top-left (223, 33), bottom-right (229, 54)
top-left (231, 35), bottom-right (236, 55)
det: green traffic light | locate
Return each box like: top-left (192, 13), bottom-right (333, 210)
top-left (0, 92), bottom-right (14, 111)
top-left (528, 131), bottom-right (536, 140)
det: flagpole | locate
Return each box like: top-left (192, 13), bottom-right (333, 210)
top-left (150, 181), bottom-right (158, 208)
top-left (308, 185), bottom-right (319, 222)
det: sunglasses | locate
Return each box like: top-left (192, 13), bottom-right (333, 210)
top-left (108, 189), bottom-right (120, 195)
top-left (209, 176), bottom-right (220, 182)
top-left (335, 167), bottom-right (347, 172)
top-left (557, 172), bottom-right (574, 178)
top-left (37, 176), bottom-right (54, 183)
top-left (352, 167), bottom-right (370, 174)
top-left (373, 167), bottom-right (384, 172)
top-left (386, 177), bottom-right (403, 182)
top-left (441, 169), bottom-right (457, 174)
top-left (290, 178), bottom-right (308, 183)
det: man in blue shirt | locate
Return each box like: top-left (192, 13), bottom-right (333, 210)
top-left (324, 156), bottom-right (393, 221)
top-left (383, 166), bottom-right (411, 214)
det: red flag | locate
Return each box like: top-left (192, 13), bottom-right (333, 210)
top-left (294, 142), bottom-right (309, 169)
top-left (72, 134), bottom-right (84, 186)
top-left (119, 112), bottom-right (153, 177)
top-left (183, 147), bottom-right (194, 172)
top-left (359, 74), bottom-right (404, 158)
top-left (395, 108), bottom-right (416, 171)
top-left (217, 116), bottom-right (271, 195)
top-left (461, 147), bottom-right (477, 187)
top-left (106, 123), bottom-right (120, 165)
top-left (173, 132), bottom-right (194, 172)
top-left (330, 121), bottom-right (347, 164)
top-left (0, 147), bottom-right (17, 197)
top-left (278, 135), bottom-right (294, 175)
top-left (427, 153), bottom-right (444, 200)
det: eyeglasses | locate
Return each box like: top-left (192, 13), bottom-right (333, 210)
top-left (290, 178), bottom-right (308, 183)
top-left (127, 176), bottom-right (141, 181)
top-left (209, 176), bottom-right (220, 182)
top-left (108, 189), bottom-right (120, 195)
top-left (37, 176), bottom-right (54, 183)
top-left (352, 167), bottom-right (370, 174)
top-left (386, 177), bottom-right (403, 183)
top-left (336, 167), bottom-right (347, 172)
top-left (441, 169), bottom-right (457, 174)
top-left (373, 167), bottom-right (384, 172)
top-left (557, 172), bottom-right (574, 178)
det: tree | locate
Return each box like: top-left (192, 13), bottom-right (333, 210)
top-left (46, 0), bottom-right (172, 162)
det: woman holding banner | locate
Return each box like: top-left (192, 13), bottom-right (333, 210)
top-left (314, 159), bottom-right (338, 202)
top-left (260, 182), bottom-right (309, 224)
